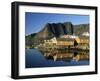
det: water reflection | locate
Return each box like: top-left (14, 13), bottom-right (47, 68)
top-left (26, 49), bottom-right (89, 68)
top-left (41, 50), bottom-right (89, 62)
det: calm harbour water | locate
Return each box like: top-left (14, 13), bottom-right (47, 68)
top-left (25, 49), bottom-right (89, 68)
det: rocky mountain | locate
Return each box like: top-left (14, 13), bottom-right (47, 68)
top-left (25, 22), bottom-right (89, 47)
top-left (34, 22), bottom-right (73, 39)
top-left (74, 24), bottom-right (89, 35)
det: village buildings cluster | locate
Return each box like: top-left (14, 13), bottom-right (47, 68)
top-left (34, 32), bottom-right (89, 51)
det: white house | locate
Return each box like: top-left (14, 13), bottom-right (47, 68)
top-left (82, 32), bottom-right (89, 36)
top-left (50, 37), bottom-right (57, 44)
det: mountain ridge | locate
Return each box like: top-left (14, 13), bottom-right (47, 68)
top-left (26, 22), bottom-right (89, 47)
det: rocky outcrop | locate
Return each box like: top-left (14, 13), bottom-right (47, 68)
top-left (34, 22), bottom-right (73, 39)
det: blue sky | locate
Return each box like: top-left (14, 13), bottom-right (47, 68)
top-left (25, 12), bottom-right (89, 36)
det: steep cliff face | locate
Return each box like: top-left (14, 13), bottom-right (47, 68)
top-left (34, 22), bottom-right (73, 39)
top-left (63, 22), bottom-right (73, 35)
top-left (34, 23), bottom-right (54, 39)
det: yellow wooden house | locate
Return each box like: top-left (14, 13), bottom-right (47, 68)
top-left (56, 38), bottom-right (74, 47)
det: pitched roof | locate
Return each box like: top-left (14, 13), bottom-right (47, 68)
top-left (57, 38), bottom-right (74, 41)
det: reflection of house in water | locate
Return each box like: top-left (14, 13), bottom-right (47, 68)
top-left (73, 53), bottom-right (89, 61)
top-left (44, 52), bottom-right (73, 61)
top-left (53, 52), bottom-right (73, 61)
top-left (43, 51), bottom-right (89, 62)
